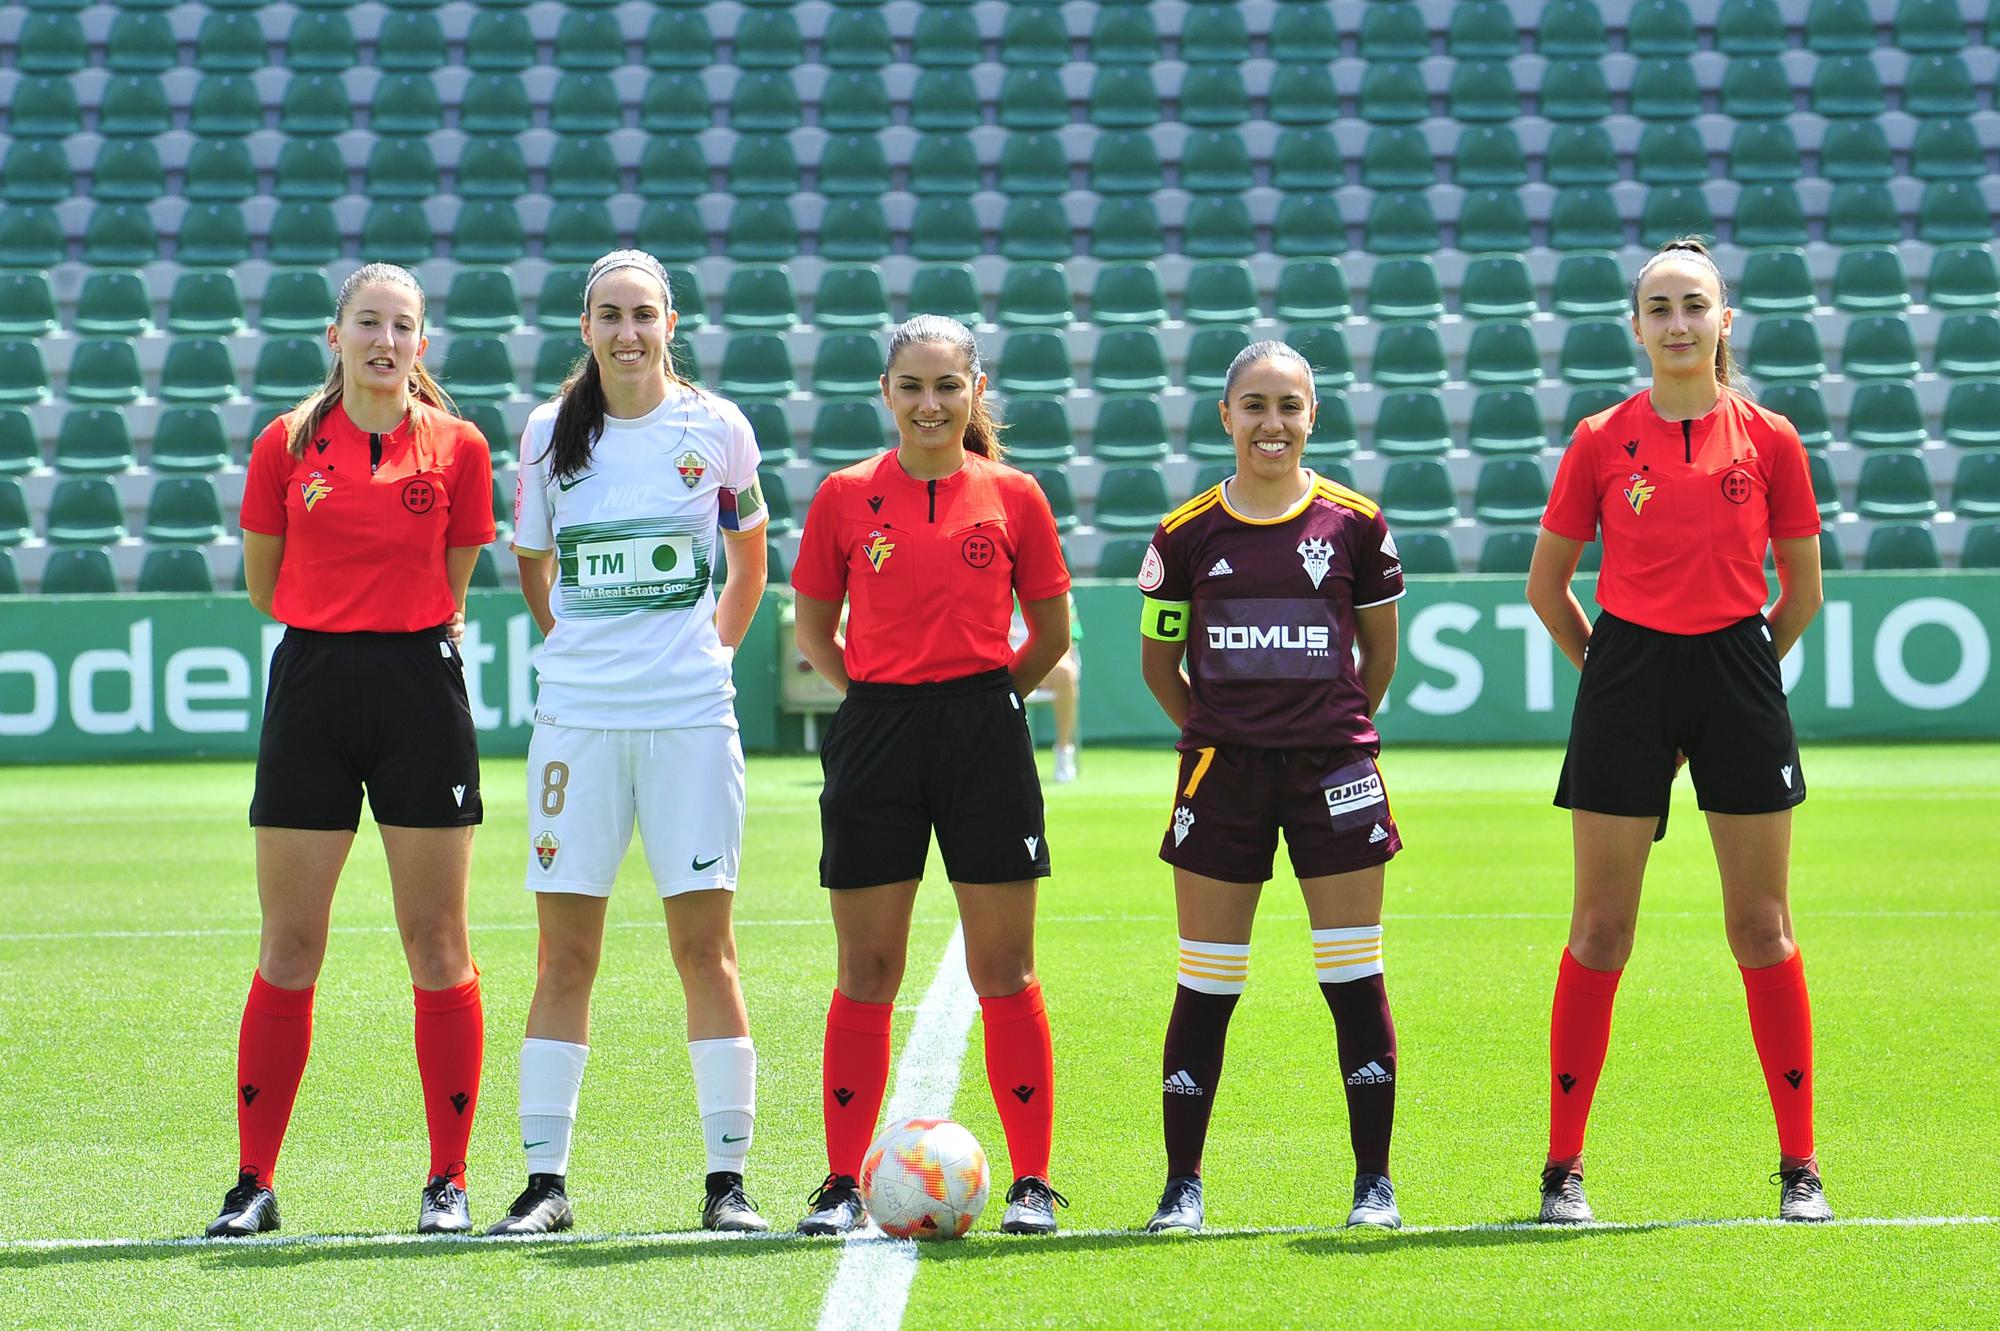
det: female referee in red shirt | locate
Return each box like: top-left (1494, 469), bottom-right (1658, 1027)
top-left (1526, 238), bottom-right (1829, 1224)
top-left (207, 263), bottom-right (495, 1237)
top-left (791, 316), bottom-right (1073, 1237)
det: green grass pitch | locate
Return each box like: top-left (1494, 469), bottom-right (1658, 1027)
top-left (3, 745), bottom-right (1996, 1330)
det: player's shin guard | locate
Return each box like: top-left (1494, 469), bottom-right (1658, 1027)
top-left (518, 1037), bottom-right (588, 1178)
top-left (235, 971), bottom-right (315, 1183)
top-left (413, 974), bottom-right (484, 1181)
top-left (689, 1036), bottom-right (757, 1176)
top-left (980, 981), bottom-right (1054, 1182)
top-left (1163, 940), bottom-right (1248, 1177)
top-left (1740, 949), bottom-right (1815, 1168)
top-left (1548, 947), bottom-right (1623, 1168)
top-left (823, 990), bottom-right (893, 1178)
top-left (1315, 927), bottom-right (1395, 1177)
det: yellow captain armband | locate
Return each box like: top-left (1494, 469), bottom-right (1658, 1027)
top-left (1141, 596), bottom-right (1193, 642)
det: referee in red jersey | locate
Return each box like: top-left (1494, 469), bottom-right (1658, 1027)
top-left (1137, 342), bottom-right (1406, 1235)
top-left (1526, 238), bottom-right (1830, 1224)
top-left (208, 264), bottom-right (495, 1238)
top-left (791, 317), bottom-right (1073, 1238)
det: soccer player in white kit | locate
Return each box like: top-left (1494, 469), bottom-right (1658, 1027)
top-left (488, 250), bottom-right (772, 1235)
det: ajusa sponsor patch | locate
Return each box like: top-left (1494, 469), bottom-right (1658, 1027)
top-left (1322, 759), bottom-right (1387, 831)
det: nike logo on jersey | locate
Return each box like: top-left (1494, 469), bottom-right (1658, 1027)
top-left (557, 471), bottom-right (594, 492)
top-left (692, 854), bottom-right (723, 872)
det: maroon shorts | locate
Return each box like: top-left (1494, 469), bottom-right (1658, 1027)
top-left (1158, 744), bottom-right (1402, 883)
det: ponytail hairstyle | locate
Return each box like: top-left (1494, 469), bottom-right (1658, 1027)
top-left (542, 249), bottom-right (692, 482)
top-left (1631, 235), bottom-right (1744, 393)
top-left (883, 315), bottom-right (1005, 460)
top-left (1222, 339), bottom-right (1317, 404)
top-left (286, 263), bottom-right (454, 458)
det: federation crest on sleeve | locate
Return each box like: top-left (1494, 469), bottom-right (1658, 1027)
top-left (1137, 543), bottom-right (1165, 592)
top-left (1297, 536), bottom-right (1334, 589)
top-left (533, 832), bottom-right (559, 871)
top-left (675, 450), bottom-right (706, 489)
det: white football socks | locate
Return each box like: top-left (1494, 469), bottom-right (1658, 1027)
top-left (518, 1037), bottom-right (589, 1178)
top-left (688, 1036), bottom-right (757, 1176)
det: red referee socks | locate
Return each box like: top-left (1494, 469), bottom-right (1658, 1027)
top-left (980, 981), bottom-right (1054, 1182)
top-left (1741, 949), bottom-right (1816, 1168)
top-left (823, 989), bottom-right (893, 1178)
top-left (1548, 948), bottom-right (1624, 1167)
top-left (235, 971), bottom-right (315, 1183)
top-left (413, 975), bottom-right (483, 1181)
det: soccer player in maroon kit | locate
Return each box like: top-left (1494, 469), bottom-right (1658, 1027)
top-left (1527, 238), bottom-right (1830, 1223)
top-left (1137, 342), bottom-right (1406, 1233)
top-left (792, 317), bottom-right (1073, 1237)
top-left (208, 264), bottom-right (494, 1237)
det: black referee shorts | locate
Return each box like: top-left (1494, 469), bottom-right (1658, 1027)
top-left (250, 626), bottom-right (483, 831)
top-left (817, 668), bottom-right (1051, 890)
top-left (1557, 610), bottom-right (1805, 821)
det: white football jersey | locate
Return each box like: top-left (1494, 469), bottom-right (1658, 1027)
top-left (514, 386), bottom-right (767, 730)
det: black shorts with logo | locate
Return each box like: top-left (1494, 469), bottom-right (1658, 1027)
top-left (1557, 610), bottom-right (1805, 820)
top-left (1160, 743), bottom-right (1402, 884)
top-left (250, 626), bottom-right (483, 831)
top-left (818, 668), bottom-right (1050, 890)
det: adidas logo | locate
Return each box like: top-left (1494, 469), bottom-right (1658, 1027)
top-left (1781, 765), bottom-right (1794, 788)
top-left (1208, 558), bottom-right (1234, 576)
top-left (1163, 1070), bottom-right (1204, 1096)
top-left (1346, 1060), bottom-right (1393, 1086)
top-left (1368, 823), bottom-right (1389, 844)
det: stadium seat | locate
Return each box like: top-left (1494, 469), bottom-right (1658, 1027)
top-left (0, 341), bottom-right (52, 407)
top-left (757, 470), bottom-right (798, 537)
top-left (267, 203), bottom-right (343, 266)
top-left (1807, 451), bottom-right (1843, 518)
top-left (908, 198), bottom-right (981, 262)
top-left (911, 7), bottom-right (979, 65)
top-left (1364, 192), bottom-right (1440, 256)
top-left (639, 73), bottom-right (709, 134)
top-left (83, 204), bottom-right (160, 267)
top-left (1762, 383), bottom-right (1835, 450)
top-left (1094, 197), bottom-right (1168, 261)
top-left (721, 266), bottom-right (799, 331)
top-left (1362, 127), bottom-right (1437, 190)
top-left (1371, 324), bottom-right (1449, 389)
top-left (812, 334), bottom-right (885, 399)
top-left (70, 271), bottom-right (150, 338)
top-left (1806, 0), bottom-right (1876, 50)
top-left (1452, 125), bottom-right (1528, 188)
top-left (1275, 260), bottom-right (1352, 323)
top-left (1856, 453), bottom-right (1940, 521)
top-left (998, 134), bottom-right (1069, 197)
top-left (67, 340), bottom-right (146, 406)
top-left (54, 411), bottom-right (137, 475)
top-left (908, 265), bottom-right (983, 325)
top-left (1729, 184), bottom-right (1809, 249)
top-left (1863, 523), bottom-right (1942, 570)
top-left (46, 478), bottom-right (128, 545)
top-left (1461, 256), bottom-right (1539, 320)
top-left (184, 140), bottom-right (259, 203)
top-left (1002, 397), bottom-right (1075, 465)
top-left (733, 400), bottom-right (790, 467)
top-left (734, 8), bottom-right (803, 68)
top-left (1182, 64), bottom-right (1252, 127)
top-left (0, 548), bottom-right (15, 593)
top-left (1640, 186), bottom-right (1716, 249)
top-left (1736, 249), bottom-right (1816, 315)
top-left (550, 73), bottom-right (621, 135)
top-left (1359, 61), bottom-right (1428, 124)
top-left (466, 10), bottom-right (533, 69)
top-left (1093, 263), bottom-right (1170, 326)
top-left (1465, 321), bottom-right (1542, 387)
top-left (1842, 317), bottom-right (1921, 380)
top-left (1448, 61), bottom-right (1519, 124)
top-left (812, 266), bottom-right (890, 331)
top-left (441, 337), bottom-right (517, 403)
top-left (1943, 380), bottom-right (2000, 448)
top-left (1271, 129), bottom-right (1344, 191)
top-left (257, 271), bottom-right (335, 336)
top-left (0, 412), bottom-right (39, 476)
top-left (1185, 329), bottom-right (1251, 394)
top-left (195, 12), bottom-right (264, 73)
top-left (996, 264), bottom-right (1074, 329)
top-left (1558, 321), bottom-right (1640, 386)
top-left (1179, 131), bottom-right (1252, 194)
top-left (1951, 452), bottom-right (2000, 519)
top-left (0, 476), bottom-right (31, 544)
top-left (1091, 330), bottom-right (1169, 394)
top-left (1182, 197), bottom-right (1257, 260)
top-left (457, 404), bottom-right (514, 466)
top-left (1717, 0), bottom-right (1788, 53)
top-left (1635, 124), bottom-right (1707, 186)
top-left (1823, 183), bottom-right (1901, 247)
top-left (1458, 190), bottom-right (1532, 253)
top-left (1374, 391), bottom-right (1452, 457)
top-left (1446, 0), bottom-right (1517, 55)
top-left (1905, 54), bottom-right (1978, 116)
top-left (252, 339), bottom-right (328, 402)
top-left (1728, 122), bottom-right (1805, 184)
top-left (1367, 259), bottom-right (1445, 322)
top-left (1001, 4), bottom-right (1068, 65)
top-left (1092, 395), bottom-right (1171, 463)
top-left (1912, 118), bottom-right (1984, 181)
top-left (1812, 56), bottom-right (1886, 118)
top-left (1094, 467), bottom-right (1174, 533)
top-left (644, 8), bottom-right (713, 66)
top-left (0, 142), bottom-right (71, 204)
top-left (1744, 318), bottom-right (1827, 382)
top-left (1475, 530), bottom-right (1538, 574)
top-left (1002, 199), bottom-right (1077, 263)
top-left (1935, 314), bottom-right (2000, 377)
top-left (1466, 389), bottom-right (1547, 456)
top-left (1269, 63), bottom-right (1338, 126)
top-left (144, 477), bottom-right (227, 544)
top-left (1360, 0), bottom-right (1429, 58)
top-left (717, 335), bottom-right (795, 399)
top-left (0, 206), bottom-right (61, 270)
top-left (1847, 382), bottom-right (1929, 449)
top-left (272, 139), bottom-right (347, 202)
top-left (642, 137), bottom-right (711, 197)
top-left (361, 201), bottom-right (435, 265)
top-left (1380, 460), bottom-right (1458, 526)
top-left (1290, 326), bottom-right (1355, 394)
top-left (163, 274), bottom-right (246, 341)
top-left (550, 138), bottom-right (621, 198)
top-left (443, 270), bottom-right (523, 334)
top-left (1094, 538), bottom-right (1151, 580)
top-left (1550, 253), bottom-right (1626, 318)
top-left (465, 547), bottom-right (502, 591)
top-left (378, 11), bottom-right (447, 71)
top-left (823, 70), bottom-right (895, 133)
top-left (372, 75), bottom-right (445, 136)
top-left (1542, 60), bottom-right (1613, 121)
top-left (809, 401), bottom-right (890, 465)
top-left (1720, 57), bottom-right (1794, 119)
top-left (1896, 0), bottom-right (1969, 49)
top-left (1919, 182), bottom-right (1993, 245)
top-left (1028, 468), bottom-right (1081, 533)
top-left (100, 75), bottom-right (174, 138)
top-left (278, 74), bottom-right (354, 136)
top-left (1548, 188), bottom-right (1625, 251)
top-left (1961, 523), bottom-right (2000, 568)
top-left (41, 547), bottom-right (119, 595)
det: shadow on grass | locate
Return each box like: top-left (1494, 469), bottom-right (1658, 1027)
top-left (0, 1230), bottom-right (807, 1273)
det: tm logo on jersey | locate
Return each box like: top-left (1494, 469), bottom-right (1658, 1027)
top-left (1297, 536), bottom-right (1334, 588)
top-left (1624, 473), bottom-right (1656, 515)
top-left (863, 533), bottom-right (896, 572)
top-left (300, 473), bottom-right (332, 511)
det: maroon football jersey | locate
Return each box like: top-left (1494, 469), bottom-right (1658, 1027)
top-left (1139, 472), bottom-right (1404, 752)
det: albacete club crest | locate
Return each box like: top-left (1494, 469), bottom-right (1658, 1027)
top-left (1297, 536), bottom-right (1334, 589)
top-left (533, 831), bottom-right (559, 871)
top-left (675, 451), bottom-right (706, 489)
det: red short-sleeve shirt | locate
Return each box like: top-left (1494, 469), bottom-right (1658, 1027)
top-left (1543, 388), bottom-right (1821, 635)
top-left (240, 401), bottom-right (496, 632)
top-left (792, 451), bottom-right (1071, 685)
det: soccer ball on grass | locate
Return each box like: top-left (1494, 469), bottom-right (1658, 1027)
top-left (858, 1117), bottom-right (990, 1240)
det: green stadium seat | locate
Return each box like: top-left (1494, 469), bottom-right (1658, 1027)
top-left (268, 203), bottom-right (344, 266)
top-left (813, 266), bottom-right (891, 331)
top-left (466, 10), bottom-right (533, 69)
top-left (757, 469), bottom-right (798, 537)
top-left (1630, 0), bottom-right (1699, 53)
top-left (1728, 122), bottom-right (1804, 184)
top-left (908, 198), bottom-right (981, 261)
top-left (93, 138), bottom-right (168, 201)
top-left (1183, 197), bottom-right (1257, 261)
top-left (1636, 123), bottom-right (1707, 185)
top-left (1091, 330), bottom-right (1168, 394)
top-left (732, 400), bottom-right (790, 467)
top-left (0, 342), bottom-right (52, 406)
top-left (1911, 118), bottom-right (1984, 181)
top-left (896, 134), bottom-right (973, 197)
top-left (1391, 530), bottom-right (1457, 575)
top-left (273, 139), bottom-right (347, 201)
top-left (17, 12), bottom-right (87, 74)
top-left (1184, 3), bottom-right (1251, 60)
top-left (1735, 249), bottom-right (1816, 315)
top-left (1721, 57), bottom-right (1794, 119)
top-left (997, 69), bottom-right (1068, 132)
top-left (1307, 396), bottom-right (1361, 462)
top-left (1549, 188), bottom-right (1625, 251)
top-left (1452, 125), bottom-right (1528, 188)
top-left (911, 7), bottom-right (978, 65)
top-left (542, 202), bottom-right (617, 265)
top-left (0, 412), bottom-right (39, 476)
top-left (67, 340), bottom-right (145, 406)
top-left (1550, 252), bottom-right (1625, 318)
top-left (360, 202), bottom-right (434, 265)
top-left (550, 137), bottom-right (622, 198)
top-left (1731, 184), bottom-right (1810, 249)
top-left (1807, 451), bottom-right (1842, 517)
top-left (1003, 397), bottom-right (1075, 465)
top-left (1813, 122), bottom-right (1890, 187)
top-left (251, 339), bottom-right (326, 403)
top-left (0, 478), bottom-right (30, 544)
top-left (1458, 190), bottom-right (1532, 254)
top-left (996, 264), bottom-right (1074, 329)
top-left (721, 266), bottom-right (799, 331)
top-left (641, 73), bottom-right (709, 134)
top-left (100, 75), bottom-right (175, 137)
top-left (817, 134), bottom-right (894, 197)
top-left (907, 265), bottom-right (982, 325)
top-left (1093, 197), bottom-right (1167, 261)
top-left (1841, 317), bottom-right (1921, 380)
top-left (1812, 56), bottom-right (1886, 118)
top-left (1640, 186), bottom-right (1716, 249)
top-left (1473, 530), bottom-right (1536, 573)
top-left (144, 477), bottom-right (226, 544)
top-left (1954, 453), bottom-right (2000, 518)
top-left (1943, 380), bottom-right (2000, 448)
top-left (46, 478), bottom-right (128, 545)
top-left (1847, 382), bottom-right (1929, 450)
top-left (533, 268), bottom-right (591, 332)
top-left (1371, 323), bottom-right (1448, 389)
top-left (1028, 467), bottom-right (1081, 533)
top-left (1919, 182), bottom-right (1993, 245)
top-left (442, 270), bottom-right (523, 334)
top-left (1184, 395), bottom-right (1233, 460)
top-left (441, 337), bottom-right (516, 403)
top-left (812, 334), bottom-right (885, 399)
top-left (158, 336), bottom-right (241, 405)
top-left (1275, 260), bottom-right (1352, 324)
top-left (724, 199), bottom-right (799, 262)
top-left (1466, 388), bottom-right (1547, 456)
top-left (1094, 538), bottom-right (1152, 580)
top-left (1359, 61), bottom-right (1428, 124)
top-left (456, 403), bottom-right (513, 465)
top-left (1546, 125), bottom-right (1618, 188)
top-left (895, 70), bottom-right (970, 132)
top-left (1182, 64), bottom-right (1251, 127)
top-left (8, 77), bottom-right (81, 138)
top-left (1906, 54), bottom-right (1978, 116)
top-left (1094, 467), bottom-right (1173, 533)
top-left (41, 547), bottom-right (119, 595)
top-left (288, 11), bottom-right (356, 70)
top-left (1165, 262), bottom-right (1249, 327)
top-left (1760, 383), bottom-right (1835, 450)
top-left (54, 411), bottom-right (137, 475)
top-left (378, 11), bottom-right (447, 71)
top-left (1374, 391), bottom-right (1453, 457)
top-left (1185, 328), bottom-right (1251, 394)
top-left (1718, 0), bottom-right (1788, 53)
top-left (644, 9), bottom-right (712, 68)
top-left (194, 12), bottom-right (264, 73)
top-left (551, 73), bottom-right (621, 135)
top-left (1897, 0), bottom-right (1970, 49)
top-left (1000, 134), bottom-right (1070, 196)
top-left (1864, 523), bottom-right (1942, 570)
top-left (1361, 127), bottom-right (1436, 190)
top-left (0, 548), bottom-right (16, 593)
top-left (1380, 459), bottom-right (1458, 526)
top-left (72, 271), bottom-right (151, 337)
top-left (460, 74), bottom-right (532, 134)
top-left (1457, 257), bottom-right (1539, 322)
top-left (260, 271), bottom-right (336, 335)
top-left (83, 205), bottom-right (160, 267)
top-left (1091, 395), bottom-right (1170, 463)
top-left (1178, 130), bottom-right (1251, 194)
top-left (1465, 320), bottom-right (1542, 388)
top-left (733, 8), bottom-right (802, 68)
top-left (1271, 129), bottom-right (1344, 191)
top-left (1935, 314), bottom-right (2000, 377)
top-left (1541, 60), bottom-right (1613, 121)
top-left (1001, 4), bottom-right (1068, 64)
top-left (464, 546), bottom-right (502, 591)
top-left (1364, 192), bottom-right (1439, 256)
top-left (1285, 326), bottom-right (1352, 394)
top-left (1541, 0), bottom-right (1609, 54)
top-left (1445, 0), bottom-right (1516, 55)
top-left (809, 401), bottom-right (889, 465)
top-left (278, 74), bottom-right (353, 136)
top-left (1269, 4), bottom-right (1337, 59)
top-left (184, 140), bottom-right (258, 203)
top-left (717, 335), bottom-right (795, 398)
top-left (1631, 61), bottom-right (1700, 122)
top-left (1559, 320), bottom-right (1640, 386)
top-left (1473, 458), bottom-right (1549, 526)
top-left (1270, 63), bottom-right (1338, 126)
top-left (1001, 199), bottom-right (1075, 263)
top-left (1085, 263), bottom-right (1166, 326)
top-left (1961, 523), bottom-right (2000, 568)
top-left (1806, 0), bottom-right (1876, 50)
top-left (1094, 4), bottom-right (1161, 62)
top-left (1353, 1), bottom-right (1423, 59)
top-left (1744, 317), bottom-right (1827, 382)
top-left (527, 339), bottom-right (583, 399)
top-left (824, 70), bottom-right (896, 133)
top-left (1448, 61), bottom-right (1519, 124)
top-left (1823, 184), bottom-right (1900, 247)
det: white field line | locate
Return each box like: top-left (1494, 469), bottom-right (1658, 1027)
top-left (6, 908), bottom-right (1999, 945)
top-left (815, 924), bottom-right (980, 1331)
top-left (5, 1213), bottom-right (1993, 1255)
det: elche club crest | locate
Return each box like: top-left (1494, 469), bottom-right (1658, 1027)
top-left (1297, 536), bottom-right (1334, 589)
top-left (675, 450), bottom-right (706, 489)
top-left (533, 831), bottom-right (558, 871)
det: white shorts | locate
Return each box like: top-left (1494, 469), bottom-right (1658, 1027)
top-left (524, 724), bottom-right (745, 898)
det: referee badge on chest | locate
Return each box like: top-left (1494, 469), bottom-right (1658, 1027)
top-left (1624, 473), bottom-right (1656, 516)
top-left (300, 471), bottom-right (332, 511)
top-left (863, 531), bottom-right (896, 572)
top-left (675, 451), bottom-right (706, 489)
